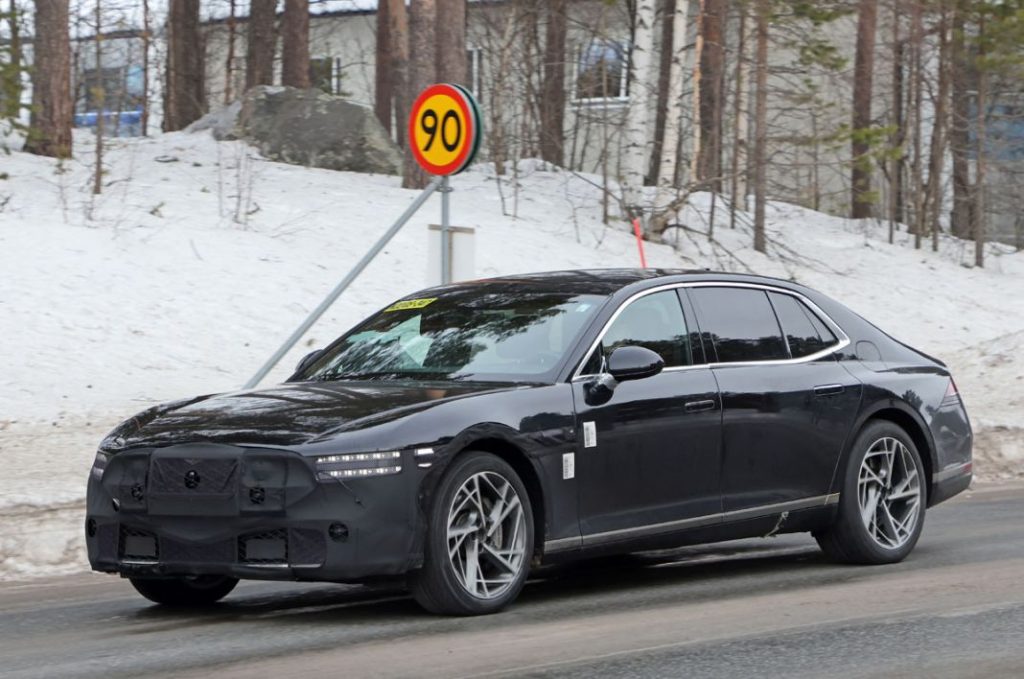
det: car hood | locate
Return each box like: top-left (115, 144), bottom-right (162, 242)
top-left (103, 380), bottom-right (525, 450)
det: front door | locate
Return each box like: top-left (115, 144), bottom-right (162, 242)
top-left (572, 289), bottom-right (722, 542)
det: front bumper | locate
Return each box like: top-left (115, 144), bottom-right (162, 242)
top-left (86, 443), bottom-right (423, 582)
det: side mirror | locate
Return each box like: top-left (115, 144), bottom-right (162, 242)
top-left (295, 349), bottom-right (324, 376)
top-left (584, 346), bottom-right (664, 406)
top-left (607, 345), bottom-right (665, 382)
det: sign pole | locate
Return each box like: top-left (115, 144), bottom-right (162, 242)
top-left (244, 176), bottom-right (444, 389)
top-left (440, 175), bottom-right (452, 284)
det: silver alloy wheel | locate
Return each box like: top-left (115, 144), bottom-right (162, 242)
top-left (446, 471), bottom-right (527, 600)
top-left (857, 437), bottom-right (922, 549)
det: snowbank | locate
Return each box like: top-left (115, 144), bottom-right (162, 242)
top-left (1, 131), bottom-right (1022, 579)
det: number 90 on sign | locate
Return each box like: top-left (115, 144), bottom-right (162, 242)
top-left (408, 83), bottom-right (481, 176)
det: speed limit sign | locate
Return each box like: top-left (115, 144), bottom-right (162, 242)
top-left (408, 83), bottom-right (481, 176)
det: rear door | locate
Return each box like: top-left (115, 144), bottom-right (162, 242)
top-left (687, 285), bottom-right (861, 513)
top-left (572, 289), bottom-right (722, 541)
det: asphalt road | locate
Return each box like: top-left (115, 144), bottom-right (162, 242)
top-left (2, 483), bottom-right (1024, 679)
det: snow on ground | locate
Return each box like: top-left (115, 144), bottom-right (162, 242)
top-left (1, 130), bottom-right (1022, 579)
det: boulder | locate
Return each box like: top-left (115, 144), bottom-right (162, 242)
top-left (190, 86), bottom-right (402, 175)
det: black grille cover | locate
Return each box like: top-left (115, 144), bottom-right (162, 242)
top-left (161, 535), bottom-right (236, 564)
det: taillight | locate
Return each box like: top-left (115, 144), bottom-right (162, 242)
top-left (945, 378), bottom-right (959, 399)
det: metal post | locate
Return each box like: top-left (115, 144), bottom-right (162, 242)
top-left (244, 176), bottom-right (444, 389)
top-left (440, 175), bottom-right (452, 284)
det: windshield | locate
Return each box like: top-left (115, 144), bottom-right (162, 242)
top-left (302, 291), bottom-right (606, 382)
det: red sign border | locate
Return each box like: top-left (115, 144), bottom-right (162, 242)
top-left (408, 83), bottom-right (477, 176)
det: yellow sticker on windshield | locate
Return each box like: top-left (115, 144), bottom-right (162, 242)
top-left (385, 297), bottom-right (437, 312)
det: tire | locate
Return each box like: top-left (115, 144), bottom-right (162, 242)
top-left (411, 451), bottom-right (535, 615)
top-left (816, 420), bottom-right (927, 564)
top-left (129, 575), bottom-right (238, 606)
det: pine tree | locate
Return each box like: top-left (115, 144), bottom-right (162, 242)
top-left (435, 0), bottom-right (467, 86)
top-left (403, 0), bottom-right (438, 189)
top-left (246, 0), bottom-right (276, 90)
top-left (281, 0), bottom-right (311, 88)
top-left (851, 0), bottom-right (879, 218)
top-left (24, 0), bottom-right (72, 157)
top-left (164, 0), bottom-right (204, 131)
top-left (539, 0), bottom-right (567, 167)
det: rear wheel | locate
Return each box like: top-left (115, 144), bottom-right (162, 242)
top-left (411, 451), bottom-right (534, 615)
top-left (129, 575), bottom-right (238, 606)
top-left (816, 420), bottom-right (926, 564)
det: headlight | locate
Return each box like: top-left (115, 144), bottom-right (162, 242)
top-left (315, 451), bottom-right (402, 480)
top-left (91, 451), bottom-right (110, 481)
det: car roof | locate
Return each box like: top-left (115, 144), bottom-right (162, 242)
top-left (421, 269), bottom-right (804, 297)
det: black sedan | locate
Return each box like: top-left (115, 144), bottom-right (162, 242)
top-left (86, 269), bottom-right (973, 615)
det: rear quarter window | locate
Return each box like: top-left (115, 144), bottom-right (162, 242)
top-left (768, 291), bottom-right (838, 358)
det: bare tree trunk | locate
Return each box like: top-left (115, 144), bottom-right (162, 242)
top-left (246, 0), bottom-right (276, 90)
top-left (224, 0), bottom-right (237, 104)
top-left (386, 0), bottom-right (410, 148)
top-left (540, 0), bottom-right (567, 167)
top-left (487, 2), bottom-right (519, 177)
top-left (974, 14), bottom-right (987, 268)
top-left (281, 0), bottom-right (311, 88)
top-left (622, 0), bottom-right (657, 219)
top-left (404, 0), bottom-right (438, 189)
top-left (888, 0), bottom-right (903, 241)
top-left (949, 0), bottom-right (973, 239)
top-left (650, 0), bottom-right (692, 234)
top-left (436, 0), bottom-right (467, 86)
top-left (375, 0), bottom-right (392, 132)
top-left (752, 0), bottom-right (768, 253)
top-left (909, 0), bottom-right (924, 247)
top-left (697, 0), bottom-right (727, 191)
top-left (377, 0), bottom-right (410, 145)
top-left (689, 0), bottom-right (706, 183)
top-left (729, 4), bottom-right (748, 227)
top-left (924, 3), bottom-right (950, 251)
top-left (141, 0), bottom-right (151, 135)
top-left (851, 0), bottom-right (878, 219)
top-left (92, 0), bottom-right (103, 194)
top-left (2, 0), bottom-right (23, 121)
top-left (25, 0), bottom-right (72, 158)
top-left (647, 0), bottom-right (675, 185)
top-left (164, 0), bottom-right (204, 131)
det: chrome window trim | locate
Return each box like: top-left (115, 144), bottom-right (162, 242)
top-left (571, 281), bottom-right (851, 381)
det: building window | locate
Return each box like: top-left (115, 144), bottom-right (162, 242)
top-left (80, 66), bottom-right (142, 112)
top-left (466, 47), bottom-right (482, 98)
top-left (574, 39), bottom-right (629, 103)
top-left (309, 57), bottom-right (341, 95)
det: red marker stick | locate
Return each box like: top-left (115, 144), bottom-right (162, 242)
top-left (632, 218), bottom-right (648, 268)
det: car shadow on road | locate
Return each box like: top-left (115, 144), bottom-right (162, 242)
top-left (127, 536), bottom-right (879, 628)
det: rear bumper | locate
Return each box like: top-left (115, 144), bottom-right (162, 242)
top-left (85, 445), bottom-right (424, 582)
top-left (927, 392), bottom-right (973, 508)
top-left (929, 461), bottom-right (973, 507)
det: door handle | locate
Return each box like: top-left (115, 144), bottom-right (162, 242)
top-left (813, 384), bottom-right (844, 397)
top-left (684, 399), bottom-right (717, 413)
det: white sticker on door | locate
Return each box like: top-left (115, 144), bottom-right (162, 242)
top-left (562, 452), bottom-right (575, 480)
top-left (583, 421), bottom-right (597, 448)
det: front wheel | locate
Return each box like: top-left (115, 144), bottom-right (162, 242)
top-left (411, 451), bottom-right (534, 615)
top-left (816, 420), bottom-right (926, 564)
top-left (129, 575), bottom-right (238, 606)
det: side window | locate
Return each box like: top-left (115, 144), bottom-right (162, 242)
top-left (768, 292), bottom-right (838, 358)
top-left (599, 290), bottom-right (691, 368)
top-left (690, 287), bottom-right (787, 363)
